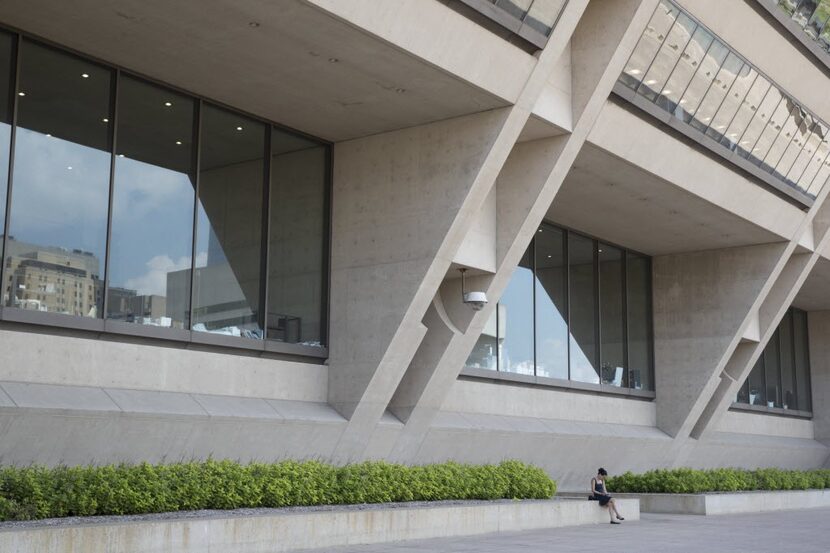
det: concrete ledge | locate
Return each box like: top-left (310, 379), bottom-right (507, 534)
top-left (0, 498), bottom-right (640, 553)
top-left (616, 489), bottom-right (830, 515)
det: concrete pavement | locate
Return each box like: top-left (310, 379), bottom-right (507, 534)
top-left (299, 507), bottom-right (830, 552)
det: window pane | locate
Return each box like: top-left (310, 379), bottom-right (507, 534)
top-left (466, 308), bottom-right (499, 371)
top-left (523, 0), bottom-right (566, 36)
top-left (763, 329), bottom-right (782, 408)
top-left (689, 52), bottom-right (743, 133)
top-left (793, 309), bottom-right (812, 411)
top-left (620, 0), bottom-right (679, 90)
top-left (676, 40), bottom-right (729, 124)
top-left (5, 40), bottom-right (112, 316)
top-left (266, 129), bottom-right (327, 347)
top-left (637, 13), bottom-right (696, 102)
top-left (627, 253), bottom-right (652, 391)
top-left (736, 85), bottom-right (782, 161)
top-left (192, 104), bottom-right (265, 339)
top-left (785, 119), bottom-right (822, 186)
top-left (748, 357), bottom-right (766, 406)
top-left (751, 94), bottom-right (792, 166)
top-left (499, 247), bottom-right (534, 375)
top-left (655, 26), bottom-right (714, 113)
top-left (534, 225), bottom-right (567, 380)
top-left (704, 65), bottom-right (757, 143)
top-left (795, 127), bottom-right (829, 189)
top-left (774, 113), bottom-right (813, 181)
top-left (805, 0), bottom-right (830, 39)
top-left (106, 76), bottom-right (195, 328)
top-left (779, 310), bottom-right (796, 410)
top-left (736, 379), bottom-right (749, 404)
top-left (599, 244), bottom-right (625, 388)
top-left (726, 75), bottom-right (771, 151)
top-left (806, 148), bottom-right (830, 196)
top-left (794, 0), bottom-right (819, 27)
top-left (760, 102), bottom-right (801, 172)
top-left (569, 233), bottom-right (598, 384)
top-left (0, 31), bottom-right (13, 300)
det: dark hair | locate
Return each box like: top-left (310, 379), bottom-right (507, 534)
top-left (598, 468), bottom-right (608, 476)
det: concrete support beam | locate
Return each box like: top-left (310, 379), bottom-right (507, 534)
top-left (384, 0), bottom-right (661, 462)
top-left (652, 244), bottom-right (786, 438)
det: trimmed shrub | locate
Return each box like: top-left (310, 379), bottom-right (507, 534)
top-left (0, 459), bottom-right (555, 522)
top-left (607, 467), bottom-right (830, 494)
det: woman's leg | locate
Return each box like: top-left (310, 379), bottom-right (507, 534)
top-left (609, 499), bottom-right (623, 520)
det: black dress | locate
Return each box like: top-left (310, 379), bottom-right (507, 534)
top-left (592, 479), bottom-right (612, 506)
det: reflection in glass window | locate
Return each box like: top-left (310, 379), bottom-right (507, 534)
top-left (621, 0), bottom-right (678, 90)
top-left (267, 129), bottom-right (327, 348)
top-left (793, 309), bottom-right (812, 411)
top-left (774, 113), bottom-right (813, 181)
top-left (107, 76), bottom-right (195, 328)
top-left (0, 31), bottom-right (13, 300)
top-left (741, 90), bottom-right (785, 163)
top-left (724, 75), bottom-right (770, 151)
top-left (627, 253), bottom-right (653, 391)
top-left (464, 223), bottom-right (655, 392)
top-left (655, 26), bottom-right (713, 113)
top-left (192, 105), bottom-right (265, 339)
top-left (786, 120), bottom-right (823, 185)
top-left (500, 247), bottom-right (535, 375)
top-left (569, 233), bottom-right (598, 384)
top-left (677, 40), bottom-right (728, 125)
top-left (805, 1), bottom-right (830, 39)
top-left (703, 63), bottom-right (755, 143)
top-left (759, 101), bottom-right (800, 173)
top-left (5, 40), bottom-right (112, 317)
top-left (735, 307), bottom-right (812, 413)
top-left (689, 53), bottom-right (742, 133)
top-left (637, 12), bottom-right (696, 102)
top-left (599, 245), bottom-right (625, 388)
top-left (779, 310), bottom-right (796, 410)
top-left (535, 225), bottom-right (567, 380)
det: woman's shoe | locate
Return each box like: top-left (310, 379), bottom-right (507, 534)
top-left (610, 520), bottom-right (621, 524)
top-left (617, 516), bottom-right (625, 521)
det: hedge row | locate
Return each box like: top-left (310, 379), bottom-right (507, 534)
top-left (607, 468), bottom-right (830, 494)
top-left (0, 459), bottom-right (556, 521)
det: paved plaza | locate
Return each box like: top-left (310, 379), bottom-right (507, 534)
top-left (301, 507), bottom-right (830, 553)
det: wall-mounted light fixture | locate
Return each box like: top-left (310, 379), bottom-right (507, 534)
top-left (458, 268), bottom-right (488, 311)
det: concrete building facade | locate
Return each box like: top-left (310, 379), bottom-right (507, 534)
top-left (0, 0), bottom-right (827, 491)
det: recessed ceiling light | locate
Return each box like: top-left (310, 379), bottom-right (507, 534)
top-left (645, 79), bottom-right (657, 85)
top-left (547, 255), bottom-right (552, 258)
top-left (17, 92), bottom-right (24, 96)
top-left (598, 249), bottom-right (603, 253)
top-left (102, 118), bottom-right (109, 123)
top-left (236, 126), bottom-right (243, 131)
top-left (164, 102), bottom-right (172, 107)
top-left (81, 73), bottom-right (89, 78)
top-left (662, 89), bottom-right (672, 95)
top-left (118, 154), bottom-right (125, 157)
top-left (175, 140), bottom-right (182, 145)
top-left (67, 166), bottom-right (73, 170)
top-left (630, 69), bottom-right (642, 75)
top-left (46, 133), bottom-right (51, 137)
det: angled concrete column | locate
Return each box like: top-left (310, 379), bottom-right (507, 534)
top-left (689, 187), bottom-right (830, 440)
top-left (385, 0), bottom-right (661, 462)
top-left (327, 0), bottom-right (596, 462)
top-left (652, 244), bottom-right (786, 439)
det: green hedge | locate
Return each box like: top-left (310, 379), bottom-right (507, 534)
top-left (607, 468), bottom-right (830, 494)
top-left (0, 459), bottom-right (556, 521)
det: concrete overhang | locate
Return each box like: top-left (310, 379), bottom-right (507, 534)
top-left (794, 256), bottom-right (830, 311)
top-left (548, 100), bottom-right (808, 256)
top-left (0, 0), bottom-right (528, 142)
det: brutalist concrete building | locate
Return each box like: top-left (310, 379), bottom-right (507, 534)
top-left (0, 0), bottom-right (827, 490)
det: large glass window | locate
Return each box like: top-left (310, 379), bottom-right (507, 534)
top-left (107, 76), bottom-right (196, 328)
top-left (0, 30), bottom-right (330, 355)
top-left (466, 223), bottom-right (654, 393)
top-left (599, 244), bottom-right (625, 388)
top-left (735, 307), bottom-right (812, 414)
top-left (5, 40), bottom-right (112, 317)
top-left (267, 129), bottom-right (327, 348)
top-left (499, 248), bottom-right (535, 375)
top-left (534, 226), bottom-right (568, 380)
top-left (192, 105), bottom-right (265, 339)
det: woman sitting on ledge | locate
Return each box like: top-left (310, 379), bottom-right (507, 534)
top-left (590, 468), bottom-right (625, 524)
